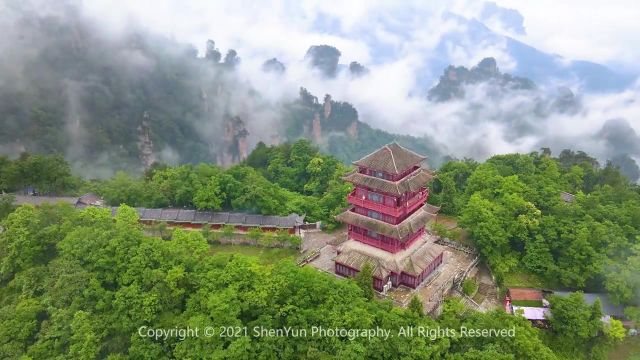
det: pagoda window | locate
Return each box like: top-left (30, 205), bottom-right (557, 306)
top-left (367, 210), bottom-right (382, 220)
top-left (367, 230), bottom-right (380, 239)
top-left (367, 192), bottom-right (383, 203)
top-left (373, 170), bottom-right (386, 179)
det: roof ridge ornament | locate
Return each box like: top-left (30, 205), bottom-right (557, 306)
top-left (385, 144), bottom-right (399, 174)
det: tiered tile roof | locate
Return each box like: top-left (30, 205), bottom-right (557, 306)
top-left (336, 204), bottom-right (440, 240)
top-left (353, 142), bottom-right (426, 174)
top-left (342, 167), bottom-right (435, 195)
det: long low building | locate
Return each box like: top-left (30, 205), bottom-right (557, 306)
top-left (9, 193), bottom-right (308, 234)
top-left (130, 208), bottom-right (306, 234)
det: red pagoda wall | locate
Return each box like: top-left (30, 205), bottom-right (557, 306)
top-left (347, 188), bottom-right (428, 219)
top-left (358, 165), bottom-right (420, 181)
top-left (335, 251), bottom-right (444, 291)
top-left (346, 164), bottom-right (429, 253)
top-left (348, 225), bottom-right (424, 253)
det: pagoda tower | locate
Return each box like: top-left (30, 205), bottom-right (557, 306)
top-left (334, 143), bottom-right (445, 291)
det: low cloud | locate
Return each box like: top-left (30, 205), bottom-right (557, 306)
top-left (1, 0), bottom-right (638, 177)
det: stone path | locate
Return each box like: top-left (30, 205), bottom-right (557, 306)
top-left (308, 245), bottom-right (338, 273)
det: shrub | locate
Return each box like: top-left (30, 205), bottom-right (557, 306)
top-left (221, 225), bottom-right (235, 239)
top-left (246, 227), bottom-right (263, 243)
top-left (462, 279), bottom-right (478, 297)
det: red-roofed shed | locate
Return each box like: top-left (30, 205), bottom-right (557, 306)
top-left (506, 288), bottom-right (543, 301)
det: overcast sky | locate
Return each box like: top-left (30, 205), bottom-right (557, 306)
top-left (81, 0), bottom-right (640, 72)
top-left (494, 0), bottom-right (640, 71)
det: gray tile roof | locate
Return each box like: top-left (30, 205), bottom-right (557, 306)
top-left (262, 216), bottom-right (281, 227)
top-left (342, 167), bottom-right (435, 196)
top-left (353, 142), bottom-right (427, 174)
top-left (132, 208), bottom-right (305, 229)
top-left (194, 211), bottom-right (213, 223)
top-left (160, 209), bottom-right (180, 221)
top-left (77, 193), bottom-right (104, 207)
top-left (11, 194), bottom-right (307, 229)
top-left (141, 209), bottom-right (162, 220)
top-left (336, 204), bottom-right (438, 240)
top-left (560, 191), bottom-right (576, 203)
top-left (228, 213), bottom-right (246, 224)
top-left (176, 209), bottom-right (196, 222)
top-left (245, 214), bottom-right (263, 226)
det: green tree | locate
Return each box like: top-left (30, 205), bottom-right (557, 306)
top-left (462, 279), bottom-right (478, 296)
top-left (408, 296), bottom-right (423, 316)
top-left (0, 205), bottom-right (43, 280)
top-left (69, 311), bottom-right (101, 360)
top-left (221, 225), bottom-right (235, 239)
top-left (288, 235), bottom-right (302, 248)
top-left (547, 292), bottom-right (603, 350)
top-left (522, 235), bottom-right (555, 276)
top-left (0, 194), bottom-right (15, 220)
top-left (355, 262), bottom-right (374, 300)
top-left (193, 175), bottom-right (224, 210)
top-left (604, 244), bottom-right (640, 306)
top-left (603, 318), bottom-right (626, 344)
top-left (246, 227), bottom-right (264, 244)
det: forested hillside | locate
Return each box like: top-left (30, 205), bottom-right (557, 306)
top-left (0, 140), bottom-right (352, 228)
top-left (429, 149), bottom-right (640, 329)
top-left (0, 202), bottom-right (625, 359)
top-left (88, 140), bottom-right (351, 229)
top-left (0, 140), bottom-right (637, 359)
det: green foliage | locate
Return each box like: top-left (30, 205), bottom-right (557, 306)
top-left (0, 194), bottom-right (15, 220)
top-left (624, 306), bottom-right (640, 326)
top-left (462, 279), bottom-right (478, 297)
top-left (193, 175), bottom-right (224, 210)
top-left (603, 318), bottom-right (626, 344)
top-left (150, 221), bottom-right (170, 240)
top-left (438, 151), bottom-right (640, 297)
top-left (430, 158), bottom-right (478, 214)
top-left (246, 227), bottom-right (263, 242)
top-left (200, 224), bottom-right (220, 244)
top-left (288, 235), bottom-right (302, 248)
top-left (430, 222), bottom-right (460, 241)
top-left (0, 204), bottom-right (75, 281)
top-left (604, 243), bottom-right (640, 307)
top-left (0, 153), bottom-right (81, 195)
top-left (220, 224), bottom-right (236, 238)
top-left (511, 300), bottom-right (543, 307)
top-left (547, 292), bottom-right (605, 356)
top-left (69, 310), bottom-right (101, 360)
top-left (354, 262), bottom-right (374, 300)
top-left (0, 203), bottom-right (580, 359)
top-left (88, 139), bottom-right (351, 227)
top-left (408, 296), bottom-right (423, 317)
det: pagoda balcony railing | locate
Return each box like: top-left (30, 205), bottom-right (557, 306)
top-left (348, 230), bottom-right (398, 253)
top-left (347, 189), bottom-right (428, 218)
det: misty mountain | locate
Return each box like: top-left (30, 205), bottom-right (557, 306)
top-left (0, 1), bottom-right (445, 176)
top-left (1, 0), bottom-right (638, 183)
top-left (281, 88), bottom-right (444, 165)
top-left (433, 12), bottom-right (634, 92)
top-left (0, 2), bottom-right (252, 175)
top-left (311, 4), bottom-right (635, 92)
top-left (427, 57), bottom-right (536, 102)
